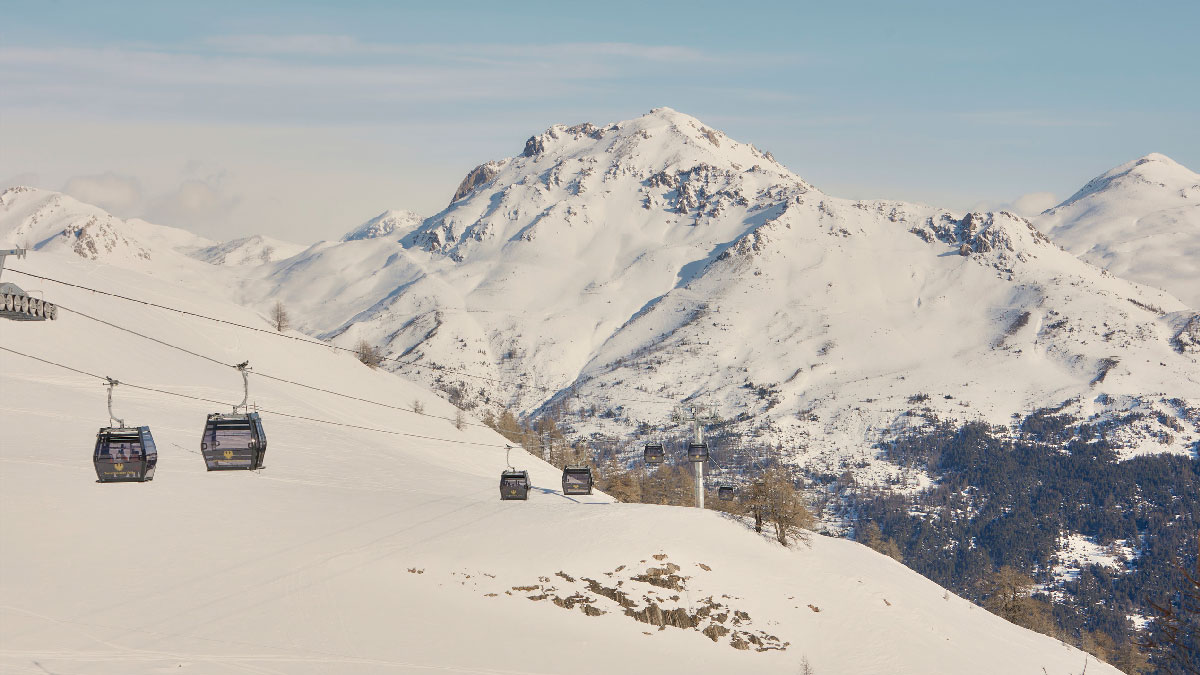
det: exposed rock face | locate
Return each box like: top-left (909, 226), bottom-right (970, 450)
top-left (522, 122), bottom-right (606, 158)
top-left (62, 214), bottom-right (151, 261)
top-left (496, 555), bottom-right (788, 652)
top-left (1175, 314), bottom-right (1200, 354)
top-left (450, 160), bottom-right (507, 204)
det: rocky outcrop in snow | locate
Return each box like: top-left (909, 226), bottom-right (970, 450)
top-left (341, 209), bottom-right (424, 242)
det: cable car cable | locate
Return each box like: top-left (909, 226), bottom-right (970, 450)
top-left (9, 268), bottom-right (677, 405)
top-left (0, 345), bottom-right (511, 449)
top-left (58, 302), bottom-right (495, 430)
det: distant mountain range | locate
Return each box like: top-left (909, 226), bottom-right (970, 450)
top-left (251, 108), bottom-right (1199, 476)
top-left (4, 109), bottom-right (1197, 475)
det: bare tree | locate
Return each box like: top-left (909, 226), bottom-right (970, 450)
top-left (454, 409), bottom-right (466, 431)
top-left (742, 466), bottom-right (814, 546)
top-left (411, 399), bottom-right (425, 415)
top-left (981, 566), bottom-right (1058, 638)
top-left (356, 340), bottom-right (383, 368)
top-left (270, 301), bottom-right (290, 332)
top-left (859, 521), bottom-right (905, 562)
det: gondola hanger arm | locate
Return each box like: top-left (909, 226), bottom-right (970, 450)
top-left (233, 361), bottom-right (251, 413)
top-left (104, 376), bottom-right (124, 428)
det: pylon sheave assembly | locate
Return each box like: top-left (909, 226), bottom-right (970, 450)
top-left (0, 249), bottom-right (56, 321)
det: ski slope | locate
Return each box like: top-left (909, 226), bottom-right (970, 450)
top-left (0, 253), bottom-right (1122, 674)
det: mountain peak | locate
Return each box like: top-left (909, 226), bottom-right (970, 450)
top-left (341, 209), bottom-right (424, 242)
top-left (1052, 152), bottom-right (1199, 210)
top-left (1036, 152), bottom-right (1200, 308)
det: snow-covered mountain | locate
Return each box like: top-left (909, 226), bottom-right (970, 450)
top-left (189, 234), bottom-right (306, 266)
top-left (250, 108), bottom-right (1200, 480)
top-left (341, 209), bottom-right (424, 242)
top-left (1036, 153), bottom-right (1200, 309)
top-left (0, 251), bottom-right (1124, 675)
top-left (0, 185), bottom-right (213, 265)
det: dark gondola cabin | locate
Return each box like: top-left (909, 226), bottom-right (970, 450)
top-left (643, 442), bottom-right (664, 465)
top-left (500, 469), bottom-right (531, 500)
top-left (687, 442), bottom-right (709, 462)
top-left (94, 426), bottom-right (157, 482)
top-left (201, 412), bottom-right (267, 471)
top-left (718, 485), bottom-right (735, 501)
top-left (561, 465), bottom-right (593, 496)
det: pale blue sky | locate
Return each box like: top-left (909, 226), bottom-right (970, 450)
top-left (2, 0), bottom-right (1196, 241)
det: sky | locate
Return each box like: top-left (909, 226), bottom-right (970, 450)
top-left (1, 0), bottom-right (1197, 243)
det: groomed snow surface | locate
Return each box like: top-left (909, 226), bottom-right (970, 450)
top-left (0, 256), bottom-right (1122, 674)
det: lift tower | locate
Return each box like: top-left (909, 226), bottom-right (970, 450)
top-left (677, 405), bottom-right (715, 509)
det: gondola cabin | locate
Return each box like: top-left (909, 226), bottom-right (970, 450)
top-left (500, 469), bottom-right (531, 500)
top-left (94, 426), bottom-right (157, 482)
top-left (201, 412), bottom-right (267, 471)
top-left (718, 485), bottom-right (735, 501)
top-left (687, 442), bottom-right (709, 462)
top-left (643, 442), bottom-right (664, 465)
top-left (561, 465), bottom-right (593, 496)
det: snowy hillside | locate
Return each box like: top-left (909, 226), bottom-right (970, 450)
top-left (0, 186), bottom-right (213, 266)
top-left (189, 234), bottom-right (307, 266)
top-left (247, 108), bottom-right (1200, 479)
top-left (0, 250), bottom-right (1122, 674)
top-left (342, 209), bottom-right (424, 242)
top-left (1036, 153), bottom-right (1200, 309)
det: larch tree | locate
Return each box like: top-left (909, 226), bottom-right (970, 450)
top-left (742, 466), bottom-right (814, 546)
top-left (981, 566), bottom-right (1058, 637)
top-left (270, 300), bottom-right (290, 332)
top-left (355, 340), bottom-right (383, 369)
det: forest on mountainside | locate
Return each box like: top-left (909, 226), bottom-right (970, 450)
top-left (847, 413), bottom-right (1199, 673)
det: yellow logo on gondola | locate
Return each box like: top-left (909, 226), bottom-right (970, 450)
top-left (114, 463), bottom-right (124, 471)
top-left (223, 450), bottom-right (234, 460)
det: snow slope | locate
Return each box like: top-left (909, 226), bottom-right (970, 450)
top-left (342, 209), bottom-right (424, 242)
top-left (189, 234), bottom-right (307, 266)
top-left (0, 251), bottom-right (1121, 674)
top-left (1036, 153), bottom-right (1200, 309)
top-left (246, 109), bottom-right (1200, 476)
top-left (0, 186), bottom-right (213, 266)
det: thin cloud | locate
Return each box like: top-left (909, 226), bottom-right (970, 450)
top-left (955, 110), bottom-right (1111, 129)
top-left (970, 191), bottom-right (1059, 217)
top-left (202, 34), bottom-right (711, 64)
top-left (62, 172), bottom-right (143, 214)
top-left (148, 173), bottom-right (241, 232)
top-left (0, 43), bottom-right (675, 122)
